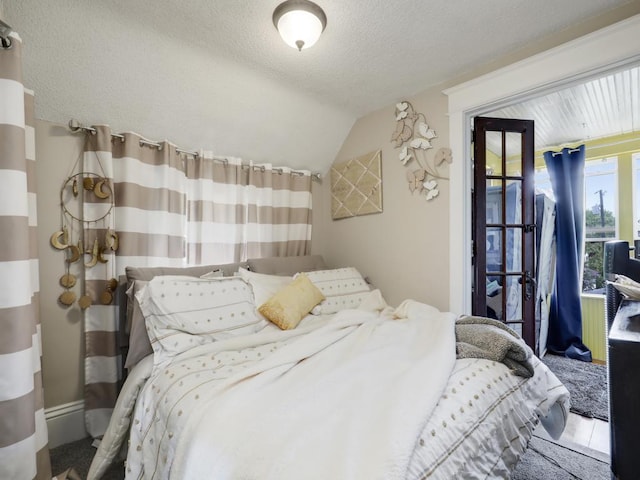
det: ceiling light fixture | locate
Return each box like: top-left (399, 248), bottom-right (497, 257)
top-left (273, 0), bottom-right (327, 52)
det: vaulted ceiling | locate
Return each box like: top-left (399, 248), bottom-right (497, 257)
top-left (2, 0), bottom-right (638, 171)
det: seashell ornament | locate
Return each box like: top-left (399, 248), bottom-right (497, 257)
top-left (83, 176), bottom-right (95, 190)
top-left (106, 278), bottom-right (118, 291)
top-left (60, 273), bottom-right (76, 288)
top-left (93, 179), bottom-right (111, 199)
top-left (100, 290), bottom-right (113, 305)
top-left (58, 290), bottom-right (76, 306)
top-left (78, 295), bottom-right (92, 310)
top-left (50, 227), bottom-right (69, 250)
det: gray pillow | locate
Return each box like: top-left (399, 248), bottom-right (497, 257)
top-left (123, 262), bottom-right (248, 369)
top-left (247, 255), bottom-right (325, 276)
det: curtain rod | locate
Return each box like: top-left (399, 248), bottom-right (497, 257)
top-left (567, 137), bottom-right (639, 151)
top-left (538, 136), bottom-right (640, 158)
top-left (68, 119), bottom-right (322, 183)
top-left (549, 147), bottom-right (582, 157)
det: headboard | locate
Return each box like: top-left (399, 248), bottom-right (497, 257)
top-left (604, 240), bottom-right (640, 329)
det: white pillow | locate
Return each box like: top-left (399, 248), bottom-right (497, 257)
top-left (137, 275), bottom-right (265, 361)
top-left (302, 267), bottom-right (371, 315)
top-left (236, 267), bottom-right (292, 307)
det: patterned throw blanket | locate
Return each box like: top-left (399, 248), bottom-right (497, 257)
top-left (455, 315), bottom-right (534, 377)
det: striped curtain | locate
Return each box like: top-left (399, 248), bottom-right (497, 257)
top-left (0, 34), bottom-right (51, 479)
top-left (82, 130), bottom-right (312, 437)
top-left (186, 152), bottom-right (312, 264)
top-left (82, 127), bottom-right (187, 437)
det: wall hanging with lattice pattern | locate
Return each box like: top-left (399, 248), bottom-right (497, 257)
top-left (330, 150), bottom-right (382, 220)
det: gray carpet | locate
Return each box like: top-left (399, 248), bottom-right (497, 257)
top-left (541, 353), bottom-right (608, 421)
top-left (51, 434), bottom-right (609, 480)
top-left (511, 436), bottom-right (610, 480)
top-left (50, 438), bottom-right (124, 480)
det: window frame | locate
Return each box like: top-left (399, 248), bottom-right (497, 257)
top-left (583, 156), bottom-right (619, 242)
top-left (582, 156), bottom-right (618, 295)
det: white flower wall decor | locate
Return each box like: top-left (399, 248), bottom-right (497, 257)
top-left (391, 101), bottom-right (452, 201)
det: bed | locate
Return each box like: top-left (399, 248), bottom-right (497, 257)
top-left (87, 255), bottom-right (569, 480)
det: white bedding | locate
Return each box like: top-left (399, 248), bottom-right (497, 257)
top-left (406, 356), bottom-right (568, 478)
top-left (126, 301), bottom-right (457, 479)
top-left (89, 293), bottom-right (569, 480)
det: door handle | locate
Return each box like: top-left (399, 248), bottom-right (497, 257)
top-left (523, 271), bottom-right (537, 300)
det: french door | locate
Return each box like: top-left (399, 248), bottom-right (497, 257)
top-left (472, 117), bottom-right (536, 350)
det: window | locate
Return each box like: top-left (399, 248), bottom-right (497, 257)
top-left (536, 157), bottom-right (618, 294)
top-left (583, 157), bottom-right (618, 294)
top-left (535, 168), bottom-right (553, 200)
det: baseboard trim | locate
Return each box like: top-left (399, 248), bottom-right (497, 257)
top-left (45, 400), bottom-right (87, 449)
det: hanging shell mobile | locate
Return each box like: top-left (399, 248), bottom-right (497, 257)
top-left (52, 172), bottom-right (118, 309)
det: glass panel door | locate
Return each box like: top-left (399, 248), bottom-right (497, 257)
top-left (473, 117), bottom-right (536, 349)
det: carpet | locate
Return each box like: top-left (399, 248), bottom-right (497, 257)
top-left (50, 438), bottom-right (124, 480)
top-left (511, 436), bottom-right (610, 480)
top-left (51, 434), bottom-right (609, 480)
top-left (541, 353), bottom-right (608, 421)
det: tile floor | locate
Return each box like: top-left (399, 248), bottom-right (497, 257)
top-left (533, 411), bottom-right (610, 462)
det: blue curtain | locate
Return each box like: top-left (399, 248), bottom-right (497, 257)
top-left (543, 145), bottom-right (592, 361)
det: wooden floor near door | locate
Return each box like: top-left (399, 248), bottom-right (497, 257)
top-left (534, 412), bottom-right (610, 460)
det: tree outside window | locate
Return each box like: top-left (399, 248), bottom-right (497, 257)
top-left (582, 157), bottom-right (617, 293)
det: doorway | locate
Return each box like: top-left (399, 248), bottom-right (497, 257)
top-left (444, 14), bottom-right (640, 317)
top-left (481, 65), bottom-right (640, 360)
top-left (445, 16), bottom-right (640, 468)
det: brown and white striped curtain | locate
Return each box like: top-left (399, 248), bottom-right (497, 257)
top-left (82, 129), bottom-right (312, 437)
top-left (82, 127), bottom-right (187, 437)
top-left (0, 33), bottom-right (52, 479)
top-left (186, 152), bottom-right (313, 264)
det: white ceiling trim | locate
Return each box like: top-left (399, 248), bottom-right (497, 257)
top-left (444, 13), bottom-right (640, 314)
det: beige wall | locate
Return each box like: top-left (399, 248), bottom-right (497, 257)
top-left (36, 97), bottom-right (450, 407)
top-left (312, 88), bottom-right (450, 311)
top-left (35, 120), bottom-right (85, 408)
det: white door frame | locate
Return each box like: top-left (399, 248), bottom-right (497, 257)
top-left (444, 14), bottom-right (640, 314)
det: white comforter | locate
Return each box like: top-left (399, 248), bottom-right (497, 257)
top-left (126, 301), bottom-right (457, 480)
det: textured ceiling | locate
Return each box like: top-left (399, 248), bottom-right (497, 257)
top-left (1, 0), bottom-right (637, 171)
top-left (91, 0), bottom-right (634, 116)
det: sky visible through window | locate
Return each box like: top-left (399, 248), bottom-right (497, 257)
top-left (535, 157), bottom-right (617, 219)
top-left (584, 158), bottom-right (617, 221)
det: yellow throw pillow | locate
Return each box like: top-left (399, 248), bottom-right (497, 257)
top-left (258, 273), bottom-right (325, 330)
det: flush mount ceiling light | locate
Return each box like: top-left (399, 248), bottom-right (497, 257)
top-left (273, 0), bottom-right (327, 51)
